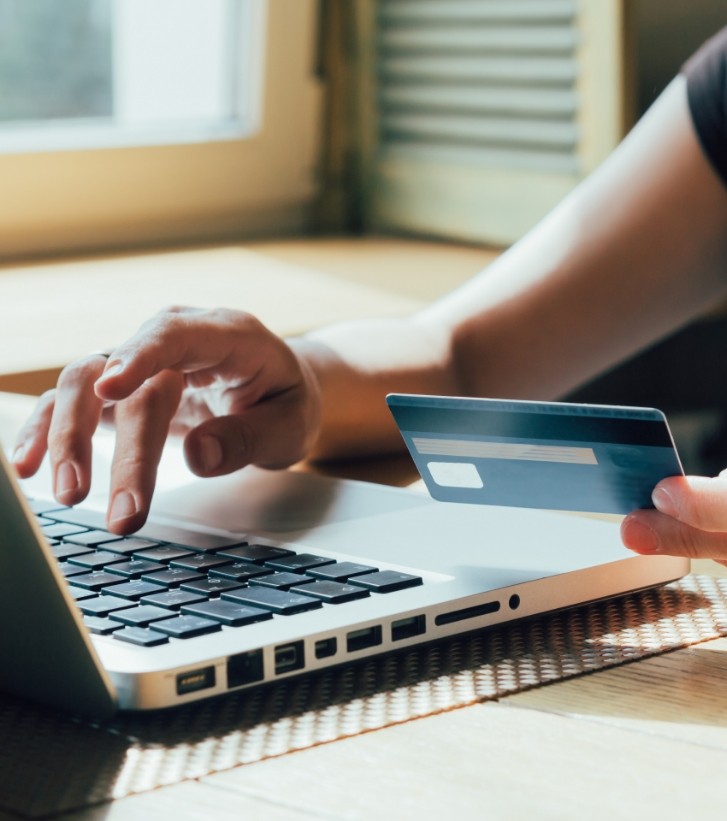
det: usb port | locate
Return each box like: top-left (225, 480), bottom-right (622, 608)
top-left (274, 641), bottom-right (304, 675)
top-left (391, 615), bottom-right (425, 642)
top-left (346, 625), bottom-right (382, 653)
top-left (176, 666), bottom-right (216, 695)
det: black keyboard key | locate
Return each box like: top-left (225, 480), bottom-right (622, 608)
top-left (249, 572), bottom-right (314, 591)
top-left (110, 605), bottom-right (177, 627)
top-left (84, 615), bottom-right (125, 635)
top-left (58, 562), bottom-right (88, 578)
top-left (135, 523), bottom-right (248, 553)
top-left (152, 615), bottom-right (221, 639)
top-left (63, 530), bottom-right (124, 548)
top-left (349, 570), bottom-right (423, 593)
top-left (69, 571), bottom-right (128, 591)
top-left (133, 546), bottom-right (195, 563)
top-left (107, 559), bottom-right (166, 578)
top-left (223, 586), bottom-right (323, 615)
top-left (101, 579), bottom-right (168, 601)
top-left (208, 563), bottom-right (273, 582)
top-left (181, 600), bottom-right (273, 627)
top-left (113, 626), bottom-right (169, 647)
top-left (68, 550), bottom-right (127, 570)
top-left (141, 589), bottom-right (207, 610)
top-left (308, 562), bottom-right (379, 582)
top-left (41, 522), bottom-right (89, 539)
top-left (78, 595), bottom-right (136, 617)
top-left (216, 544), bottom-right (294, 564)
top-left (69, 586), bottom-right (97, 601)
top-left (295, 580), bottom-right (370, 604)
top-left (180, 577), bottom-right (244, 596)
top-left (142, 567), bottom-right (205, 587)
top-left (264, 553), bottom-right (336, 573)
top-left (51, 543), bottom-right (94, 561)
top-left (170, 554), bottom-right (233, 572)
top-left (104, 537), bottom-right (165, 556)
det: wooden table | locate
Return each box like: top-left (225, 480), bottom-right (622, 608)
top-left (2, 389), bottom-right (727, 821)
top-left (2, 242), bottom-right (727, 820)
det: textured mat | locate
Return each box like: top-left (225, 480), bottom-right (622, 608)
top-left (2, 573), bottom-right (727, 819)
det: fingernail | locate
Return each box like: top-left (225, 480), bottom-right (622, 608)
top-left (621, 517), bottom-right (661, 553)
top-left (198, 435), bottom-right (223, 472)
top-left (109, 490), bottom-right (138, 524)
top-left (56, 461), bottom-right (79, 498)
top-left (652, 486), bottom-right (677, 517)
top-left (96, 361), bottom-right (124, 383)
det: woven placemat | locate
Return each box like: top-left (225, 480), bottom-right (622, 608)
top-left (2, 573), bottom-right (727, 818)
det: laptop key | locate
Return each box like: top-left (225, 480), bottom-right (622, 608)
top-left (69, 586), bottom-right (97, 601)
top-left (28, 499), bottom-right (69, 515)
top-left (68, 550), bottom-right (128, 570)
top-left (264, 553), bottom-right (336, 573)
top-left (223, 586), bottom-right (323, 615)
top-left (180, 577), bottom-right (244, 596)
top-left (216, 544), bottom-right (294, 564)
top-left (84, 615), bottom-right (125, 635)
top-left (133, 546), bottom-right (195, 563)
top-left (181, 600), bottom-right (273, 627)
top-left (142, 567), bottom-right (205, 587)
top-left (108, 559), bottom-right (166, 578)
top-left (208, 563), bottom-right (273, 582)
top-left (113, 626), bottom-right (169, 647)
top-left (294, 580), bottom-right (371, 604)
top-left (41, 522), bottom-right (89, 539)
top-left (308, 562), bottom-right (379, 582)
top-left (63, 530), bottom-right (125, 548)
top-left (78, 595), bottom-right (136, 617)
top-left (51, 543), bottom-right (94, 560)
top-left (101, 579), bottom-right (168, 601)
top-left (249, 572), bottom-right (315, 591)
top-left (349, 571), bottom-right (423, 593)
top-left (103, 537), bottom-right (165, 556)
top-left (58, 562), bottom-right (88, 578)
top-left (141, 589), bottom-right (208, 610)
top-left (152, 615), bottom-right (221, 639)
top-left (110, 604), bottom-right (177, 627)
top-left (170, 554), bottom-right (233, 572)
top-left (69, 571), bottom-right (128, 591)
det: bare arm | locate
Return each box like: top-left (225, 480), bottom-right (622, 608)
top-left (300, 76), bottom-right (727, 459)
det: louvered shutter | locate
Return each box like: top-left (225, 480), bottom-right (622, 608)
top-left (367, 0), bottom-right (628, 244)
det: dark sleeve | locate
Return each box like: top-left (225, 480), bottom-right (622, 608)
top-left (683, 27), bottom-right (727, 188)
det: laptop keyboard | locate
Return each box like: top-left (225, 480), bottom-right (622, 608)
top-left (28, 499), bottom-right (424, 648)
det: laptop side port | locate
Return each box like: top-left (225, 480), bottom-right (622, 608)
top-left (275, 641), bottom-right (304, 675)
top-left (346, 625), bottom-right (382, 653)
top-left (435, 600), bottom-right (500, 627)
top-left (315, 637), bottom-right (337, 659)
top-left (176, 666), bottom-right (216, 695)
top-left (227, 649), bottom-right (264, 688)
top-left (391, 615), bottom-right (426, 642)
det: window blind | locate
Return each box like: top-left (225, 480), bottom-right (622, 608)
top-left (368, 0), bottom-right (627, 245)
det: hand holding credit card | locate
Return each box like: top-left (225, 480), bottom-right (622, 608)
top-left (387, 394), bottom-right (684, 515)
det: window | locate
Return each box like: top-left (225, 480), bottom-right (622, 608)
top-left (0, 0), bottom-right (258, 153)
top-left (0, 0), bottom-right (321, 259)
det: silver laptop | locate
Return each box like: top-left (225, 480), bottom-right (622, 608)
top-left (0, 400), bottom-right (688, 719)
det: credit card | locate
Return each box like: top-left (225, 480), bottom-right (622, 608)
top-left (387, 394), bottom-right (684, 515)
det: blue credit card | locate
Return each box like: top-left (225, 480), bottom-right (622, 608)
top-left (387, 394), bottom-right (684, 515)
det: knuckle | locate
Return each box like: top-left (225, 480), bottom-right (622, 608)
top-left (57, 356), bottom-right (103, 390)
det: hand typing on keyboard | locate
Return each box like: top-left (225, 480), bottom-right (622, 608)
top-left (11, 307), bottom-right (323, 534)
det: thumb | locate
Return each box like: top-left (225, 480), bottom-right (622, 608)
top-left (183, 394), bottom-right (315, 476)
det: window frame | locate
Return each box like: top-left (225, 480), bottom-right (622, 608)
top-left (0, 0), bottom-right (322, 260)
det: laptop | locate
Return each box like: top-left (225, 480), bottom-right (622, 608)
top-left (0, 395), bottom-right (688, 719)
